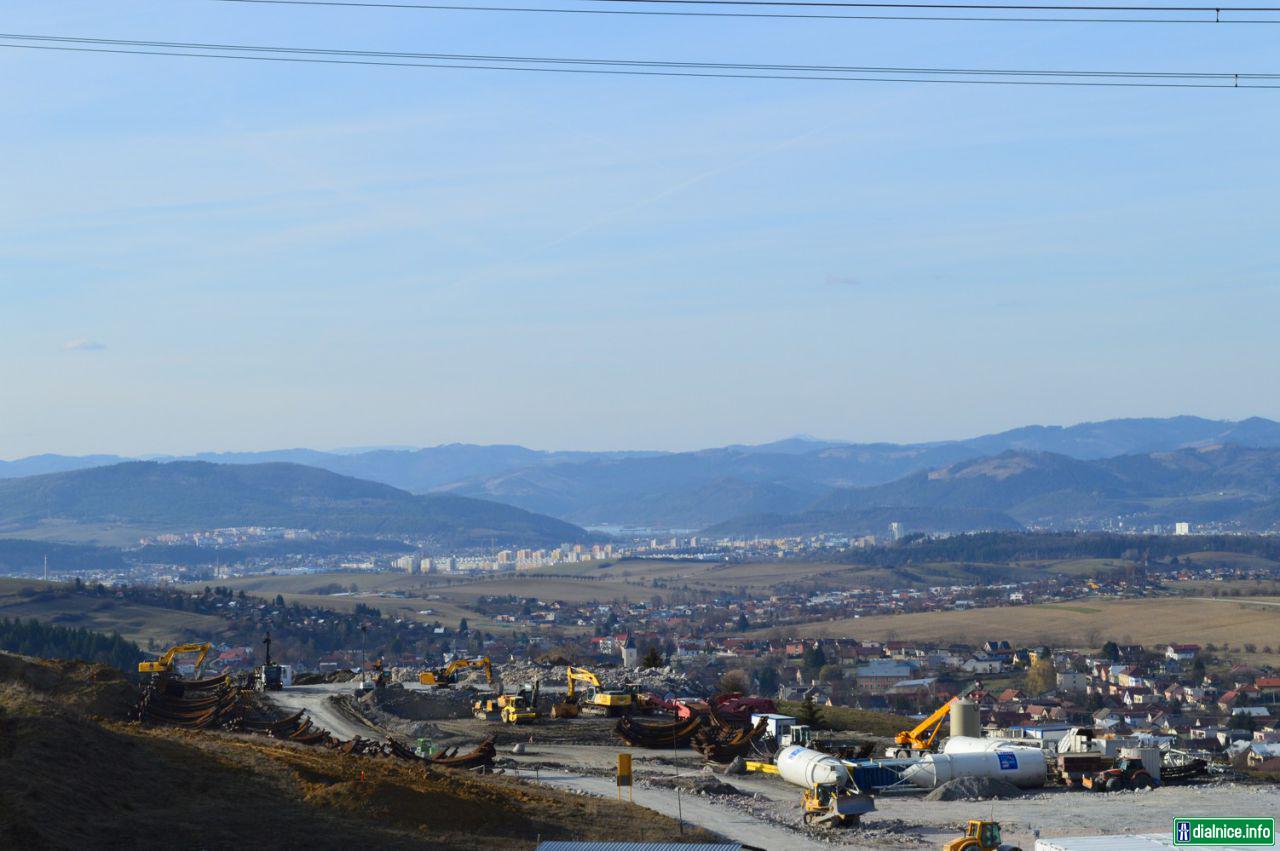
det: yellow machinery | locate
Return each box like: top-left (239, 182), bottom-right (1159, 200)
top-left (553, 666), bottom-right (635, 718)
top-left (138, 642), bottom-right (212, 679)
top-left (420, 656), bottom-right (492, 687)
top-left (889, 681), bottom-right (981, 757)
top-left (942, 820), bottom-right (1022, 851)
top-left (475, 681), bottom-right (540, 724)
top-left (744, 761), bottom-right (872, 828)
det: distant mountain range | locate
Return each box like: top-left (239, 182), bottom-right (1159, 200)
top-left (4, 416), bottom-right (1280, 534)
top-left (0, 462), bottom-right (589, 548)
top-left (712, 444), bottom-right (1280, 537)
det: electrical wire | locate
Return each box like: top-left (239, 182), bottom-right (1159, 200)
top-left (204, 0), bottom-right (1280, 24)
top-left (0, 32), bottom-right (1274, 87)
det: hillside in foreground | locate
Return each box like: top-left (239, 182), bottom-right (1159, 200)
top-left (0, 652), bottom-right (705, 850)
top-left (0, 461), bottom-right (589, 548)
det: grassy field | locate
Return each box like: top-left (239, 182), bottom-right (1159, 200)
top-left (775, 700), bottom-right (910, 738)
top-left (758, 596), bottom-right (1280, 662)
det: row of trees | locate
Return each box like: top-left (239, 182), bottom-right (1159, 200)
top-left (0, 617), bottom-right (144, 673)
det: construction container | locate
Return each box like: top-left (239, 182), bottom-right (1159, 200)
top-left (902, 748), bottom-right (1047, 789)
top-left (950, 699), bottom-right (981, 739)
top-left (1119, 746), bottom-right (1162, 783)
top-left (775, 746), bottom-right (852, 790)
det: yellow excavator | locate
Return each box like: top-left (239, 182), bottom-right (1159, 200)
top-left (138, 642), bottom-right (212, 680)
top-left (419, 656), bottom-right (493, 687)
top-left (888, 681), bottom-right (981, 758)
top-left (551, 666), bottom-right (635, 718)
top-left (942, 820), bottom-right (1022, 851)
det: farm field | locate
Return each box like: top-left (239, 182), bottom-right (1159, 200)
top-left (758, 595), bottom-right (1280, 662)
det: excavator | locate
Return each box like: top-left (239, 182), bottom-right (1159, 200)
top-left (887, 681), bottom-right (981, 758)
top-left (942, 820), bottom-right (1022, 851)
top-left (138, 642), bottom-right (212, 681)
top-left (551, 666), bottom-right (636, 718)
top-left (419, 656), bottom-right (493, 687)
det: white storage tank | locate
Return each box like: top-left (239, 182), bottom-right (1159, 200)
top-left (950, 699), bottom-right (981, 739)
top-left (944, 736), bottom-right (1018, 754)
top-left (902, 748), bottom-right (1047, 789)
top-left (775, 745), bottom-right (852, 789)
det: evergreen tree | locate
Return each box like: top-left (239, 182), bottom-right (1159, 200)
top-left (802, 642), bottom-right (828, 673)
top-left (796, 691), bottom-right (823, 728)
top-left (641, 646), bottom-right (664, 669)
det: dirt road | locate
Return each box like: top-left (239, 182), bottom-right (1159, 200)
top-left (529, 769), bottom-right (836, 851)
top-left (264, 682), bottom-right (387, 741)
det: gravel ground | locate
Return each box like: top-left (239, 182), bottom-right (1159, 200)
top-left (503, 741), bottom-right (1280, 850)
top-left (270, 689), bottom-right (1280, 851)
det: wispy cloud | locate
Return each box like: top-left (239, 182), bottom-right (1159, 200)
top-left (61, 338), bottom-right (106, 352)
top-left (825, 274), bottom-right (863, 288)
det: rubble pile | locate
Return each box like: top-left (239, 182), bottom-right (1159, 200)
top-left (373, 683), bottom-right (476, 720)
top-left (494, 662), bottom-right (694, 696)
top-left (647, 773), bottom-right (746, 796)
top-left (924, 776), bottom-right (1025, 801)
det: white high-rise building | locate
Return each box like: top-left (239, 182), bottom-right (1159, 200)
top-left (1174, 521), bottom-right (1192, 536)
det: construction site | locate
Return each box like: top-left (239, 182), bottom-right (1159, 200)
top-left (6, 635), bottom-right (1273, 851)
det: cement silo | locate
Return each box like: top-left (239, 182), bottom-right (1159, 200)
top-left (950, 699), bottom-right (981, 740)
top-left (902, 748), bottom-right (1048, 789)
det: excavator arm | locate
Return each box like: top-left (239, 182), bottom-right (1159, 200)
top-left (139, 642), bottom-right (212, 676)
top-left (565, 666), bottom-right (601, 702)
top-left (423, 656), bottom-right (493, 685)
top-left (895, 681), bottom-right (981, 750)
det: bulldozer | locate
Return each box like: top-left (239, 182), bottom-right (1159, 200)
top-left (551, 666), bottom-right (636, 718)
top-left (943, 820), bottom-right (1022, 851)
top-left (802, 782), bottom-right (875, 828)
top-left (419, 656), bottom-right (492, 687)
top-left (138, 642), bottom-right (212, 681)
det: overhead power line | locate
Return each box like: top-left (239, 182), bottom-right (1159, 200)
top-left (0, 32), bottom-right (1275, 87)
top-left (206, 0), bottom-right (1280, 21)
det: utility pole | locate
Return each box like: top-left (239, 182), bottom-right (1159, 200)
top-left (360, 623), bottom-right (369, 690)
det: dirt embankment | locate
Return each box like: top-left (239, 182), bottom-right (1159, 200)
top-left (0, 652), bottom-right (713, 850)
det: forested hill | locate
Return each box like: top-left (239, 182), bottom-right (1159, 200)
top-left (0, 461), bottom-right (590, 548)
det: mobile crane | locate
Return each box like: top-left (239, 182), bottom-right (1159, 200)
top-left (419, 656), bottom-right (493, 687)
top-left (551, 666), bottom-right (636, 718)
top-left (887, 681), bottom-right (981, 758)
top-left (138, 642), bottom-right (212, 681)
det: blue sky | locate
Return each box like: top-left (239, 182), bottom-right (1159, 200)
top-left (1, 0), bottom-right (1277, 457)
